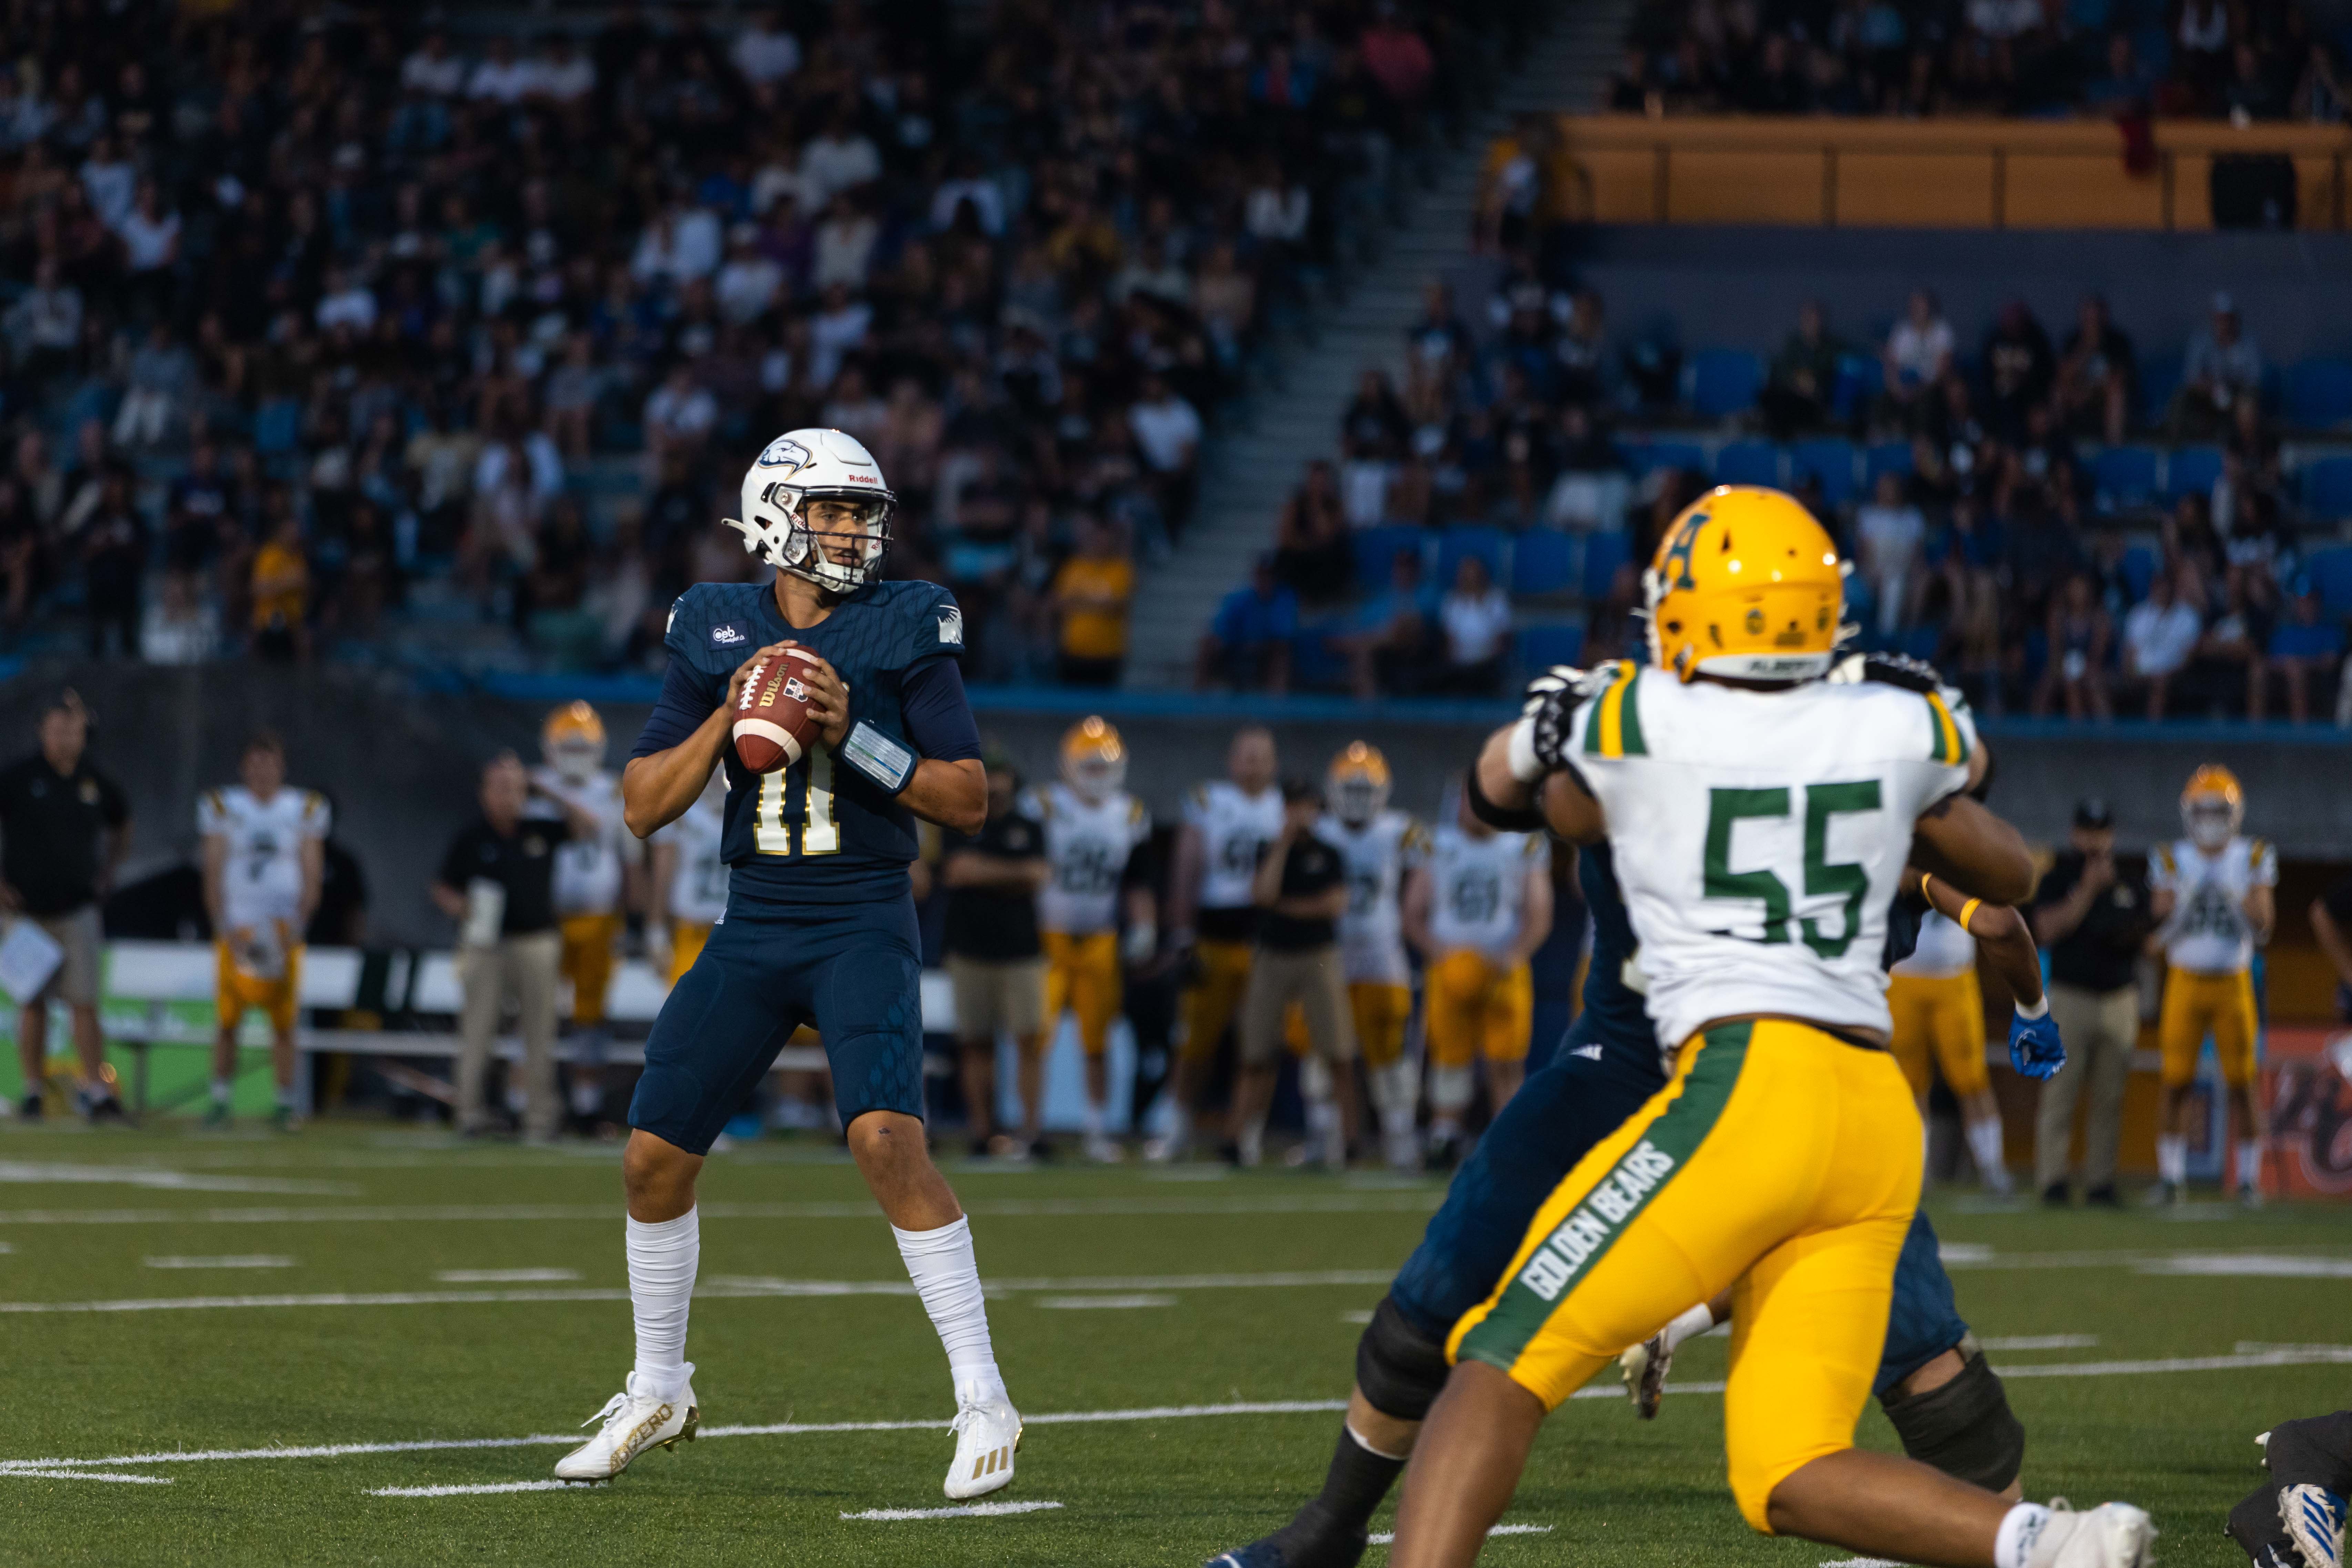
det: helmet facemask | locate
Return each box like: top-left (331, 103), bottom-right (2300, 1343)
top-left (549, 739), bottom-right (603, 784)
top-left (2184, 795), bottom-right (2239, 851)
top-left (1066, 749), bottom-right (1126, 803)
top-left (727, 485), bottom-right (895, 594)
top-left (1332, 773), bottom-right (1386, 826)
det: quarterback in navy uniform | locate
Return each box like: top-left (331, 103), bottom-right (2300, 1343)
top-left (554, 429), bottom-right (1023, 1499)
top-left (1210, 656), bottom-right (2065, 1568)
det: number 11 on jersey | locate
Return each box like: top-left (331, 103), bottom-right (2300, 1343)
top-left (754, 751), bottom-right (840, 856)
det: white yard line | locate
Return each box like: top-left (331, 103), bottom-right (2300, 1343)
top-left (2137, 1254), bottom-right (2352, 1278)
top-left (0, 1467), bottom-right (174, 1484)
top-left (1035, 1294), bottom-right (1177, 1309)
top-left (0, 1193), bottom-right (1444, 1228)
top-left (433, 1269), bottom-right (580, 1284)
top-left (841, 1500), bottom-right (1065, 1520)
top-left (371, 1480), bottom-right (578, 1497)
top-left (1368, 1525), bottom-right (1552, 1544)
top-left (1975, 1335), bottom-right (2097, 1351)
top-left (143, 1256), bottom-right (295, 1270)
top-left (0, 1162), bottom-right (357, 1195)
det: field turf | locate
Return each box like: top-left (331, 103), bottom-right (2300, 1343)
top-left (3, 1120), bottom-right (2349, 1567)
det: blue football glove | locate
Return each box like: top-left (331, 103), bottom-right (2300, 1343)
top-left (2008, 1004), bottom-right (2066, 1080)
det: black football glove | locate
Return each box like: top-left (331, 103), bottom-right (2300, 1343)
top-left (1518, 663), bottom-right (1615, 776)
top-left (1828, 651), bottom-right (1947, 694)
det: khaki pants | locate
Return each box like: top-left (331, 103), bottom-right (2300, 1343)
top-left (456, 931), bottom-right (561, 1138)
top-left (1239, 946), bottom-right (1355, 1066)
top-left (2034, 982), bottom-right (2139, 1193)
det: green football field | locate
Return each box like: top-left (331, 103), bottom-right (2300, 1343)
top-left (3, 1121), bottom-right (2348, 1567)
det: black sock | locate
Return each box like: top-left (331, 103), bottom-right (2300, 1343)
top-left (1293, 1421), bottom-right (1405, 1538)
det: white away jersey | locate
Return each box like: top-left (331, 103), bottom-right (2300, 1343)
top-left (1321, 810), bottom-right (1425, 984)
top-left (2151, 835), bottom-right (2275, 974)
top-left (527, 767), bottom-right (633, 916)
top-left (1566, 664), bottom-right (1975, 1051)
top-left (199, 784), bottom-right (329, 932)
top-left (1891, 908), bottom-right (1976, 979)
top-left (1427, 822), bottom-right (1548, 961)
top-left (1029, 782), bottom-right (1150, 936)
top-left (658, 794), bottom-right (731, 927)
top-left (1185, 780), bottom-right (1285, 914)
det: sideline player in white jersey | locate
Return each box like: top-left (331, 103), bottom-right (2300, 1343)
top-left (1030, 717), bottom-right (1154, 1162)
top-left (647, 766), bottom-right (729, 987)
top-left (198, 731), bottom-right (328, 1130)
top-left (2148, 764), bottom-right (2275, 1205)
top-left (1888, 906), bottom-right (2013, 1193)
top-left (1154, 725), bottom-right (1283, 1160)
top-left (1312, 743), bottom-right (1425, 1169)
top-left (1392, 487), bottom-right (2151, 1568)
top-left (529, 701), bottom-right (641, 1123)
top-left (1404, 780), bottom-right (1551, 1168)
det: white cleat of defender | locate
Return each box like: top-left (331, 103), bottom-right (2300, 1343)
top-left (2023, 1500), bottom-right (2158, 1568)
top-left (553, 1368), bottom-right (700, 1483)
top-left (1618, 1332), bottom-right (1670, 1419)
top-left (944, 1395), bottom-right (1023, 1499)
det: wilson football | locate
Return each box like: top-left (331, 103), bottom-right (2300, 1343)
top-left (732, 647), bottom-right (823, 773)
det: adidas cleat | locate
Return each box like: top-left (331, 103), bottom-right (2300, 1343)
top-left (552, 1369), bottom-right (699, 1483)
top-left (2283, 1483), bottom-right (2348, 1568)
top-left (944, 1394), bottom-right (1022, 1499)
top-left (1619, 1331), bottom-right (1671, 1419)
top-left (2023, 1500), bottom-right (2157, 1568)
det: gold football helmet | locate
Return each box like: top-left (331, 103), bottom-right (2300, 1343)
top-left (542, 701), bottom-right (607, 783)
top-left (1643, 486), bottom-right (1849, 683)
top-left (2180, 764), bottom-right (2243, 850)
top-left (1060, 716), bottom-right (1127, 801)
top-left (1328, 741), bottom-right (1391, 825)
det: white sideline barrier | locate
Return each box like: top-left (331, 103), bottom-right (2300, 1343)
top-left (92, 941), bottom-right (963, 1114)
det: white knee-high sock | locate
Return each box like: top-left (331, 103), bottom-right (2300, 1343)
top-left (2237, 1137), bottom-right (2263, 1190)
top-left (1965, 1116), bottom-right (2010, 1190)
top-left (894, 1216), bottom-right (1006, 1405)
top-left (627, 1209), bottom-right (699, 1398)
top-left (2157, 1134), bottom-right (2187, 1185)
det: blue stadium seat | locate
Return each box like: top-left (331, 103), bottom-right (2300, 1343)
top-left (1791, 438), bottom-right (1859, 509)
top-left (2308, 545), bottom-right (2352, 614)
top-left (1630, 440), bottom-right (1707, 479)
top-left (1582, 530), bottom-right (1630, 601)
top-left (1863, 440), bottom-right (1914, 491)
top-left (2286, 359), bottom-right (2352, 429)
top-left (1436, 526), bottom-right (1510, 589)
top-left (1688, 349), bottom-right (1763, 419)
top-left (1509, 529), bottom-right (1576, 596)
top-left (1830, 354), bottom-right (1877, 423)
top-left (1714, 439), bottom-right (1782, 489)
top-left (1900, 624), bottom-right (1942, 662)
top-left (2306, 457), bottom-right (2352, 522)
top-left (2121, 542), bottom-right (2159, 602)
top-left (1518, 622), bottom-right (1585, 673)
top-left (1353, 525), bottom-right (1428, 592)
top-left (253, 398), bottom-right (302, 457)
top-left (2138, 353), bottom-right (2182, 421)
top-left (1290, 625), bottom-right (1350, 691)
top-left (2163, 445), bottom-right (2223, 502)
top-left (2092, 447), bottom-right (2159, 510)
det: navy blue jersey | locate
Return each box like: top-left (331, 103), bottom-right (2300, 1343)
top-left (633, 578), bottom-right (974, 909)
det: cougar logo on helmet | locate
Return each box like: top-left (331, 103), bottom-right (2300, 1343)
top-left (755, 435), bottom-right (813, 472)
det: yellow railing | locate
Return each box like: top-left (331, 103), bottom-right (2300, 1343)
top-left (1537, 115), bottom-right (2352, 230)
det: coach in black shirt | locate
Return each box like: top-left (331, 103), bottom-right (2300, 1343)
top-left (2030, 798), bottom-right (2152, 1206)
top-left (0, 691), bottom-right (129, 1120)
top-left (1231, 779), bottom-right (1359, 1166)
top-left (431, 753), bottom-right (590, 1139)
top-left (941, 752), bottom-right (1049, 1155)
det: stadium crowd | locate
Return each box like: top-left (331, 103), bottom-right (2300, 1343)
top-left (0, 0), bottom-right (1511, 682)
top-left (1604, 0), bottom-right (2348, 119)
top-left (1204, 266), bottom-right (2352, 723)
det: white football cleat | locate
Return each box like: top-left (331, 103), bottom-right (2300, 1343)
top-left (2023, 1500), bottom-right (2157, 1568)
top-left (1618, 1332), bottom-right (1670, 1419)
top-left (944, 1395), bottom-right (1022, 1499)
top-left (2283, 1483), bottom-right (2348, 1568)
top-left (552, 1369), bottom-right (699, 1483)
top-left (1084, 1132), bottom-right (1125, 1164)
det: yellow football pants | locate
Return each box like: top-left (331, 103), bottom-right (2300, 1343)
top-left (1449, 1018), bottom-right (1921, 1531)
top-left (1886, 971), bottom-right (1988, 1099)
top-left (215, 938), bottom-right (303, 1034)
top-left (1425, 950), bottom-right (1533, 1066)
top-left (669, 922), bottom-right (713, 989)
top-left (2158, 967), bottom-right (2259, 1087)
top-left (1284, 981), bottom-right (1413, 1067)
top-left (560, 912), bottom-right (621, 1025)
top-left (1179, 939), bottom-right (1255, 1063)
top-left (1045, 930), bottom-right (1123, 1057)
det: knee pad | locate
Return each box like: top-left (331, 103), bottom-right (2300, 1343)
top-left (1881, 1344), bottom-right (2025, 1493)
top-left (1355, 1296), bottom-right (1452, 1423)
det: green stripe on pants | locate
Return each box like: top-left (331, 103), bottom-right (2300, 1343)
top-left (1458, 1021), bottom-right (1753, 1374)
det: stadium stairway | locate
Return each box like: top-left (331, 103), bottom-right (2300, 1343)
top-left (1120, 0), bottom-right (1633, 690)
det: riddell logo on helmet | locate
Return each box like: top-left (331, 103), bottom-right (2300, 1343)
top-left (847, 472), bottom-right (878, 483)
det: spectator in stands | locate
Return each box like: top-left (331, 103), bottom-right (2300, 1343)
top-left (1880, 289), bottom-right (1954, 426)
top-left (2084, 32), bottom-right (2157, 110)
top-left (1855, 470), bottom-right (1927, 637)
top-left (2054, 295), bottom-right (2137, 445)
top-left (2193, 567), bottom-right (2274, 716)
top-left (2034, 571), bottom-right (2116, 719)
top-left (2177, 0), bottom-right (2234, 99)
top-left (2263, 575), bottom-right (2342, 721)
top-left (248, 504), bottom-right (310, 663)
top-left (2171, 293), bottom-right (2265, 438)
top-left (2291, 39), bottom-right (2348, 120)
top-left (1272, 460), bottom-right (1352, 603)
top-left (1197, 554), bottom-right (1298, 694)
top-left (431, 752), bottom-right (594, 1141)
top-left (1435, 553), bottom-right (1511, 695)
top-left (1981, 301), bottom-right (2056, 441)
top-left (0, 690), bottom-right (129, 1121)
top-left (77, 471), bottom-right (143, 660)
top-left (1049, 515), bottom-right (1135, 687)
top-left (1333, 547), bottom-right (1438, 699)
top-left (1129, 374), bottom-right (1204, 535)
top-left (1759, 301), bottom-right (1847, 438)
top-left (2120, 564), bottom-right (2204, 717)
top-left (2223, 41), bottom-right (2292, 120)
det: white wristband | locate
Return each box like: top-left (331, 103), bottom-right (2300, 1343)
top-left (1506, 717), bottom-right (1544, 784)
top-left (2014, 996), bottom-right (2049, 1021)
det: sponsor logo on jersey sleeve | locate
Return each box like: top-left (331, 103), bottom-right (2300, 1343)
top-left (937, 605), bottom-right (964, 646)
top-left (711, 621), bottom-right (747, 647)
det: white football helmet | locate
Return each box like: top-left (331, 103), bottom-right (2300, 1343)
top-left (724, 428), bottom-right (897, 594)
